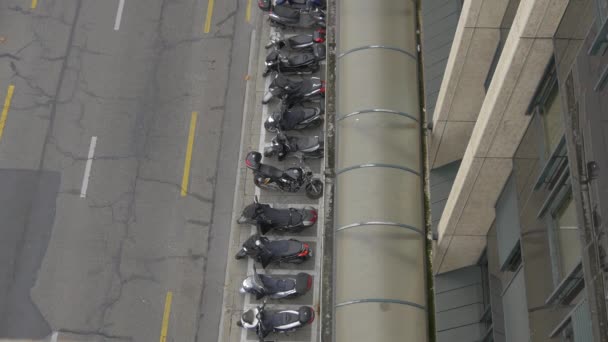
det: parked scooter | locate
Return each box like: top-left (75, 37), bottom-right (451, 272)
top-left (264, 102), bottom-right (324, 132)
top-left (240, 265), bottom-right (313, 299)
top-left (265, 28), bottom-right (326, 50)
top-left (262, 74), bottom-right (324, 104)
top-left (235, 234), bottom-right (312, 267)
top-left (262, 44), bottom-right (325, 77)
top-left (269, 5), bottom-right (326, 28)
top-left (264, 132), bottom-right (324, 161)
top-left (237, 301), bottom-right (315, 340)
top-left (245, 151), bottom-right (323, 199)
top-left (237, 196), bottom-right (317, 234)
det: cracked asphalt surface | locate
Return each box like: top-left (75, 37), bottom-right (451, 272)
top-left (0, 0), bottom-right (253, 341)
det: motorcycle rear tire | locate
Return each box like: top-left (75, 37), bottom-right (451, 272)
top-left (305, 179), bottom-right (323, 199)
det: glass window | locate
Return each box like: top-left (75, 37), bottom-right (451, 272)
top-left (553, 195), bottom-right (582, 281)
top-left (495, 175), bottom-right (522, 270)
top-left (541, 86), bottom-right (565, 158)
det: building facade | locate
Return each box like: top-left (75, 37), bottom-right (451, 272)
top-left (424, 0), bottom-right (608, 341)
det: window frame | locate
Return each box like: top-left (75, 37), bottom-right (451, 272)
top-left (546, 185), bottom-right (576, 285)
top-left (588, 0), bottom-right (608, 56)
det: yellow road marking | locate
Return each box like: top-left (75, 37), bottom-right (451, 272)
top-left (0, 85), bottom-right (15, 142)
top-left (159, 291), bottom-right (173, 342)
top-left (203, 0), bottom-right (215, 33)
top-left (31, 0), bottom-right (38, 9)
top-left (181, 112), bottom-right (198, 197)
top-left (246, 0), bottom-right (252, 23)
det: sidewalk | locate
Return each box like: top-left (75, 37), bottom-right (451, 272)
top-left (217, 12), bottom-right (326, 342)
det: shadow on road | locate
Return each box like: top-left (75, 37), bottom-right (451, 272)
top-left (0, 169), bottom-right (59, 338)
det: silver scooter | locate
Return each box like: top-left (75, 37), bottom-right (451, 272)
top-left (240, 265), bottom-right (312, 299)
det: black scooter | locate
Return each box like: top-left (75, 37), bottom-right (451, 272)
top-left (265, 28), bottom-right (326, 50)
top-left (262, 44), bottom-right (325, 77)
top-left (269, 5), bottom-right (326, 29)
top-left (235, 234), bottom-right (312, 268)
top-left (264, 101), bottom-right (324, 132)
top-left (262, 74), bottom-right (324, 105)
top-left (237, 301), bottom-right (315, 340)
top-left (240, 265), bottom-right (312, 299)
top-left (245, 151), bottom-right (323, 199)
top-left (237, 196), bottom-right (317, 234)
top-left (264, 132), bottom-right (324, 161)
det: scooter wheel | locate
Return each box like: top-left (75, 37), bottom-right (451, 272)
top-left (305, 179), bottom-right (323, 199)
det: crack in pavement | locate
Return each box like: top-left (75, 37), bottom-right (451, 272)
top-left (11, 0), bottom-right (225, 338)
top-left (58, 328), bottom-right (133, 341)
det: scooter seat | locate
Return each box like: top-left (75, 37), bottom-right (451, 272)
top-left (267, 311), bottom-right (298, 328)
top-left (295, 136), bottom-right (322, 151)
top-left (258, 164), bottom-right (284, 179)
top-left (288, 34), bottom-right (313, 46)
top-left (273, 74), bottom-right (304, 91)
top-left (260, 274), bottom-right (296, 292)
top-left (288, 53), bottom-right (315, 66)
top-left (273, 5), bottom-right (300, 19)
top-left (285, 107), bottom-right (317, 123)
top-left (269, 239), bottom-right (304, 256)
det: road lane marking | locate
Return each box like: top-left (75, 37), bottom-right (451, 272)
top-left (114, 0), bottom-right (125, 31)
top-left (203, 0), bottom-right (215, 33)
top-left (0, 84), bottom-right (15, 142)
top-left (181, 111), bottom-right (198, 197)
top-left (246, 0), bottom-right (252, 23)
top-left (31, 0), bottom-right (38, 9)
top-left (80, 136), bottom-right (98, 198)
top-left (159, 291), bottom-right (173, 342)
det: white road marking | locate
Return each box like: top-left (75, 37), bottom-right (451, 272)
top-left (114, 0), bottom-right (125, 31)
top-left (80, 136), bottom-right (98, 198)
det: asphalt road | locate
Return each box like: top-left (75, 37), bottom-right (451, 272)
top-left (0, 0), bottom-right (254, 341)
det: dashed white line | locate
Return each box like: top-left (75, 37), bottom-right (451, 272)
top-left (114, 0), bottom-right (125, 31)
top-left (80, 136), bottom-right (98, 198)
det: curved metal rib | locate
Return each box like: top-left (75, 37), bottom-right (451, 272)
top-left (335, 298), bottom-right (427, 311)
top-left (336, 221), bottom-right (423, 235)
top-left (336, 163), bottom-right (421, 177)
top-left (338, 45), bottom-right (418, 61)
top-left (337, 109), bottom-right (419, 123)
